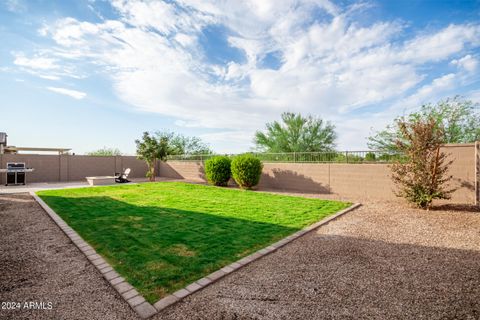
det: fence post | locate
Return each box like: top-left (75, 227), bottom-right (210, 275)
top-left (476, 141), bottom-right (479, 206)
top-left (59, 154), bottom-right (69, 182)
top-left (293, 152), bottom-right (296, 163)
top-left (345, 151), bottom-right (349, 163)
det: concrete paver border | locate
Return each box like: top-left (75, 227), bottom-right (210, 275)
top-left (31, 190), bottom-right (360, 318)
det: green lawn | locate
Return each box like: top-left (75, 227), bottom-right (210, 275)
top-left (37, 182), bottom-right (350, 303)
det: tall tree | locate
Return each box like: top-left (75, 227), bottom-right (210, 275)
top-left (168, 133), bottom-right (212, 155)
top-left (254, 112), bottom-right (336, 152)
top-left (368, 96), bottom-right (480, 151)
top-left (86, 147), bottom-right (122, 156)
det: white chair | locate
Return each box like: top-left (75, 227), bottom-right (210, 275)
top-left (115, 168), bottom-right (131, 183)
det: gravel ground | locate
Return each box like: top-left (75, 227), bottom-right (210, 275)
top-left (1, 192), bottom-right (479, 320)
top-left (0, 193), bottom-right (138, 320)
top-left (158, 197), bottom-right (480, 320)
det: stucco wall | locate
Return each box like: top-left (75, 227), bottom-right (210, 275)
top-left (0, 144), bottom-right (476, 204)
top-left (0, 154), bottom-right (61, 183)
top-left (159, 144), bottom-right (477, 204)
top-left (159, 161), bottom-right (205, 181)
top-left (476, 142), bottom-right (480, 205)
top-left (443, 144), bottom-right (476, 203)
top-left (0, 154), bottom-right (149, 184)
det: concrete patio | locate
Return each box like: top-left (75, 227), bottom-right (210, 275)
top-left (0, 178), bottom-right (152, 194)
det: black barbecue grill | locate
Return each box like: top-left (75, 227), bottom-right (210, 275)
top-left (0, 163), bottom-right (35, 186)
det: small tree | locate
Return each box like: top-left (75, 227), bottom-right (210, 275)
top-left (390, 116), bottom-right (454, 209)
top-left (135, 132), bottom-right (169, 182)
top-left (169, 134), bottom-right (212, 155)
top-left (86, 147), bottom-right (122, 156)
top-left (135, 131), bottom-right (210, 181)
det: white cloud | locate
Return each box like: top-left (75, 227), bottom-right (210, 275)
top-left (199, 130), bottom-right (256, 153)
top-left (38, 74), bottom-right (61, 80)
top-left (451, 54), bottom-right (478, 72)
top-left (14, 53), bottom-right (59, 70)
top-left (111, 0), bottom-right (179, 35)
top-left (12, 51), bottom-right (86, 80)
top-left (14, 0), bottom-right (480, 151)
top-left (47, 87), bottom-right (87, 100)
top-left (400, 24), bottom-right (480, 63)
top-left (387, 73), bottom-right (458, 114)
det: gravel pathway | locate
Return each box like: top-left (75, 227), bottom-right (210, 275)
top-left (0, 193), bottom-right (138, 320)
top-left (1, 193), bottom-right (479, 320)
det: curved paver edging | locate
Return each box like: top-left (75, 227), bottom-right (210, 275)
top-left (30, 191), bottom-right (360, 319)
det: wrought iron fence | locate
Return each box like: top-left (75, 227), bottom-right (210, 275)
top-left (166, 151), bottom-right (405, 163)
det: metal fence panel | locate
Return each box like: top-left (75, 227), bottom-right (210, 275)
top-left (166, 151), bottom-right (405, 163)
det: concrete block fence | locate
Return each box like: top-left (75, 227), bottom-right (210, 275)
top-left (159, 143), bottom-right (479, 205)
top-left (1, 143), bottom-right (479, 204)
top-left (0, 154), bottom-right (153, 185)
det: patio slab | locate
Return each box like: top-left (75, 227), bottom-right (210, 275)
top-left (0, 177), bottom-right (152, 194)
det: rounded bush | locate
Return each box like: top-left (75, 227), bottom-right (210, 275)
top-left (204, 156), bottom-right (231, 186)
top-left (231, 154), bottom-right (263, 189)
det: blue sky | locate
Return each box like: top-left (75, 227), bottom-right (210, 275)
top-left (1, 0), bottom-right (479, 154)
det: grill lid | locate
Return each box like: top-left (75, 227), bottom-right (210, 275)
top-left (0, 132), bottom-right (6, 145)
top-left (7, 162), bottom-right (26, 169)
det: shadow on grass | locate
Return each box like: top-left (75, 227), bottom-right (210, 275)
top-left (39, 195), bottom-right (299, 303)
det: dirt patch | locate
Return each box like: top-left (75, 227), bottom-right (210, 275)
top-left (145, 261), bottom-right (172, 272)
top-left (170, 244), bottom-right (196, 257)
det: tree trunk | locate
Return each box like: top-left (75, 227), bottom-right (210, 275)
top-left (151, 158), bottom-right (157, 182)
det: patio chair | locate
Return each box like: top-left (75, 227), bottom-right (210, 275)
top-left (115, 168), bottom-right (131, 183)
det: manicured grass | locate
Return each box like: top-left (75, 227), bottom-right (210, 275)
top-left (38, 182), bottom-right (350, 303)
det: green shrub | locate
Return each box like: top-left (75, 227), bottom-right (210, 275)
top-left (204, 156), bottom-right (231, 186)
top-left (331, 152), bottom-right (363, 163)
top-left (365, 152), bottom-right (376, 161)
top-left (403, 185), bottom-right (445, 209)
top-left (231, 154), bottom-right (263, 189)
top-left (390, 116), bottom-right (453, 209)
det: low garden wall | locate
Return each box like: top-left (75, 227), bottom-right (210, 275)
top-left (159, 143), bottom-right (478, 204)
top-left (0, 154), bottom-right (151, 184)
